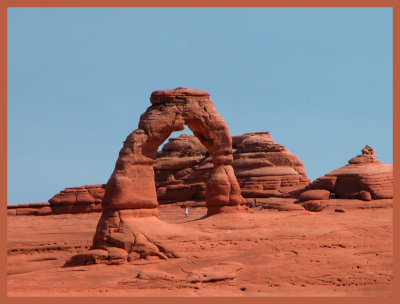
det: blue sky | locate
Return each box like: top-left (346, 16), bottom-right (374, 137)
top-left (7, 7), bottom-right (393, 204)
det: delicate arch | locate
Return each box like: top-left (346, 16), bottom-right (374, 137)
top-left (64, 88), bottom-right (246, 266)
top-left (102, 88), bottom-right (245, 213)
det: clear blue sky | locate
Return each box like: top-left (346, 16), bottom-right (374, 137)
top-left (7, 7), bottom-right (393, 204)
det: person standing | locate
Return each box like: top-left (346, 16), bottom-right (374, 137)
top-left (185, 206), bottom-right (189, 218)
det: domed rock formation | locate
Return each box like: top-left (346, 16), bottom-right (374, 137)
top-left (65, 88), bottom-right (246, 266)
top-left (232, 132), bottom-right (310, 198)
top-left (308, 145), bottom-right (393, 199)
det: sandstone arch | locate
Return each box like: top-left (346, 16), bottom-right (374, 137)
top-left (65, 88), bottom-right (245, 266)
top-left (102, 88), bottom-right (245, 213)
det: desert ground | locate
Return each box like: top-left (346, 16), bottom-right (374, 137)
top-left (7, 199), bottom-right (392, 297)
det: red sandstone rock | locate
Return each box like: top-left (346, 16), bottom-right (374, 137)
top-left (52, 205), bottom-right (74, 215)
top-left (7, 209), bottom-right (16, 216)
top-left (206, 165), bottom-right (245, 210)
top-left (158, 133), bottom-right (207, 157)
top-left (102, 88), bottom-right (243, 213)
top-left (8, 202), bottom-right (50, 209)
top-left (301, 200), bottom-right (327, 212)
top-left (35, 206), bottom-right (53, 216)
top-left (308, 146), bottom-right (392, 199)
top-left (47, 185), bottom-right (106, 214)
top-left (154, 132), bottom-right (311, 203)
top-left (308, 176), bottom-right (337, 192)
top-left (68, 88), bottom-right (246, 265)
top-left (28, 202), bottom-right (51, 208)
top-left (41, 130), bottom-right (311, 215)
top-left (352, 190), bottom-right (372, 201)
top-left (8, 204), bottom-right (393, 296)
top-left (299, 189), bottom-right (331, 201)
top-left (232, 132), bottom-right (310, 198)
top-left (15, 208), bottom-right (39, 216)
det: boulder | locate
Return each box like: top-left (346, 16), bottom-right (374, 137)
top-left (299, 189), bottom-right (331, 201)
top-left (301, 200), bottom-right (327, 212)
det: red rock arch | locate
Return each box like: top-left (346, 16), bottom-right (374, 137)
top-left (101, 88), bottom-right (245, 214)
top-left (65, 88), bottom-right (245, 266)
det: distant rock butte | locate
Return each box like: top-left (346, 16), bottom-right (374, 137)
top-left (307, 145), bottom-right (393, 200)
top-left (7, 185), bottom-right (105, 216)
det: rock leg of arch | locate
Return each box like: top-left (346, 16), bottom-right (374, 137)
top-left (64, 88), bottom-right (246, 266)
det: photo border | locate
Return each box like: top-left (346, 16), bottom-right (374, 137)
top-left (1, 0), bottom-right (398, 303)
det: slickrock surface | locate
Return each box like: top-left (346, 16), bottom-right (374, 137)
top-left (7, 203), bottom-right (392, 296)
top-left (307, 145), bottom-right (393, 200)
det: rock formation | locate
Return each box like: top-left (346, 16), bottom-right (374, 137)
top-left (307, 145), bottom-right (393, 200)
top-left (154, 134), bottom-right (209, 203)
top-left (232, 132), bottom-right (310, 197)
top-left (155, 132), bottom-right (310, 203)
top-left (65, 87), bottom-right (246, 266)
top-left (100, 87), bottom-right (245, 215)
top-left (7, 202), bottom-right (52, 216)
top-left (7, 185), bottom-right (105, 216)
top-left (9, 131), bottom-right (310, 216)
top-left (48, 184), bottom-right (104, 214)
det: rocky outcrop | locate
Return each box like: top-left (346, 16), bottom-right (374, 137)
top-left (232, 132), bottom-right (310, 197)
top-left (48, 184), bottom-right (105, 214)
top-left (308, 145), bottom-right (393, 199)
top-left (7, 202), bottom-right (52, 216)
top-left (7, 185), bottom-right (105, 216)
top-left (155, 132), bottom-right (311, 203)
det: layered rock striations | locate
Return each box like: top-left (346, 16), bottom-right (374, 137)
top-left (155, 132), bottom-right (310, 202)
top-left (48, 184), bottom-right (105, 214)
top-left (307, 145), bottom-right (393, 200)
top-left (232, 132), bottom-right (310, 198)
top-left (154, 134), bottom-right (209, 203)
top-left (7, 185), bottom-right (105, 216)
